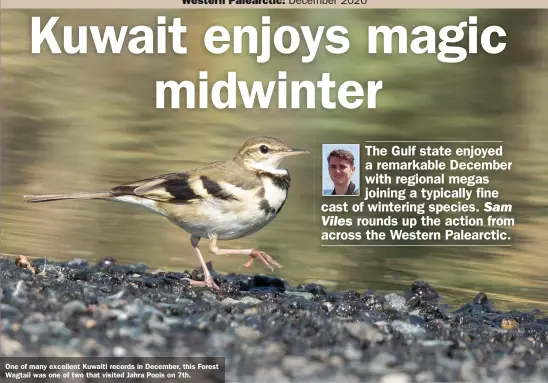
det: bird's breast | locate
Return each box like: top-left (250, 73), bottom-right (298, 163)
top-left (258, 176), bottom-right (288, 215)
top-left (163, 169), bottom-right (291, 240)
top-left (179, 180), bottom-right (287, 240)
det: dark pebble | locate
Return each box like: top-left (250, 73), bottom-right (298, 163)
top-left (408, 280), bottom-right (440, 303)
top-left (251, 274), bottom-right (286, 293)
top-left (0, 304), bottom-right (23, 321)
top-left (296, 283), bottom-right (327, 296)
top-left (61, 300), bottom-right (88, 322)
top-left (97, 256), bottom-right (116, 267)
top-left (66, 258), bottom-right (89, 268)
top-left (127, 262), bottom-right (147, 274)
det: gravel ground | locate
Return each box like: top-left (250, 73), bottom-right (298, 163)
top-left (1, 256), bottom-right (547, 383)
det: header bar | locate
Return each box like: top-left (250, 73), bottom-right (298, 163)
top-left (1, 0), bottom-right (546, 9)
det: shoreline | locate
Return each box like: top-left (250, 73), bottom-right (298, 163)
top-left (1, 256), bottom-right (547, 382)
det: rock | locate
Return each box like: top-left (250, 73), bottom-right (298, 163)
top-left (415, 371), bottom-right (435, 382)
top-left (297, 283), bottom-right (327, 296)
top-left (384, 293), bottom-right (408, 313)
top-left (420, 340), bottom-right (454, 347)
top-left (410, 280), bottom-right (440, 302)
top-left (251, 367), bottom-right (290, 383)
top-left (49, 321), bottom-right (73, 338)
top-left (127, 262), bottom-right (147, 274)
top-left (221, 298), bottom-right (240, 306)
top-left (234, 326), bottom-right (262, 342)
top-left (335, 302), bottom-right (359, 317)
top-left (23, 312), bottom-right (46, 324)
top-left (106, 309), bottom-right (128, 321)
top-left (208, 332), bottom-right (235, 350)
top-left (472, 292), bottom-right (490, 306)
top-left (390, 320), bottom-right (426, 337)
top-left (40, 346), bottom-right (83, 357)
top-left (343, 344), bottom-right (363, 360)
top-left (321, 301), bottom-right (334, 312)
top-left (369, 352), bottom-right (398, 375)
top-left (0, 257), bottom-right (547, 382)
top-left (502, 318), bottom-right (519, 330)
top-left (0, 335), bottom-right (22, 356)
top-left (380, 373), bottom-right (411, 383)
top-left (97, 256), bottom-right (116, 267)
top-left (67, 258), bottom-right (89, 268)
top-left (0, 304), bottom-right (22, 321)
top-left (243, 308), bottom-right (259, 316)
top-left (283, 356), bottom-right (322, 378)
top-left (251, 274), bottom-right (286, 292)
top-left (240, 296), bottom-right (263, 305)
top-left (344, 322), bottom-right (383, 344)
top-left (113, 346), bottom-right (127, 357)
top-left (286, 291), bottom-right (315, 300)
top-left (61, 300), bottom-right (88, 321)
top-left (21, 323), bottom-right (50, 336)
top-left (460, 359), bottom-right (478, 382)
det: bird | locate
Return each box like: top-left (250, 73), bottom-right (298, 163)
top-left (23, 136), bottom-right (309, 290)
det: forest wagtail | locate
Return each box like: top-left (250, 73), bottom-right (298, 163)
top-left (24, 136), bottom-right (309, 290)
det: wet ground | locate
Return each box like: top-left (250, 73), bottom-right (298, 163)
top-left (1, 256), bottom-right (547, 382)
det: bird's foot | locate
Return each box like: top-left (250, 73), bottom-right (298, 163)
top-left (183, 277), bottom-right (220, 290)
top-left (242, 249), bottom-right (284, 271)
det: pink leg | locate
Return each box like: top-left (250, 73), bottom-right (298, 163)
top-left (208, 234), bottom-right (283, 271)
top-left (183, 235), bottom-right (220, 290)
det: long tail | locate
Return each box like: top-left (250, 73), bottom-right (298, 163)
top-left (23, 192), bottom-right (113, 203)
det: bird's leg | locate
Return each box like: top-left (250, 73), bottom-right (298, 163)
top-left (183, 235), bottom-right (219, 290)
top-left (208, 234), bottom-right (283, 271)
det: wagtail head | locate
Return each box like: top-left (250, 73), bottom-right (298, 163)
top-left (234, 136), bottom-right (309, 172)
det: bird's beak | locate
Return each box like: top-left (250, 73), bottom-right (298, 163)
top-left (281, 148), bottom-right (310, 157)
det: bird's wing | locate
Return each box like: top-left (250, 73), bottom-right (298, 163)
top-left (110, 161), bottom-right (262, 204)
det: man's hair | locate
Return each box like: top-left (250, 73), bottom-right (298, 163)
top-left (327, 149), bottom-right (355, 166)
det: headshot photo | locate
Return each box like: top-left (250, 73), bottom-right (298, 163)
top-left (322, 144), bottom-right (360, 196)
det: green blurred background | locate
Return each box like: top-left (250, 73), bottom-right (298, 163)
top-left (2, 9), bottom-right (548, 311)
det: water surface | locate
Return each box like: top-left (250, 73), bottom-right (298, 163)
top-left (2, 9), bottom-right (548, 312)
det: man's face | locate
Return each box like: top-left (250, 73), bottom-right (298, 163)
top-left (328, 156), bottom-right (355, 186)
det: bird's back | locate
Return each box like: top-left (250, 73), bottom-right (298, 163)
top-left (109, 160), bottom-right (290, 240)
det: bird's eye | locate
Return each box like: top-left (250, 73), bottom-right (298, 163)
top-left (260, 145), bottom-right (269, 154)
